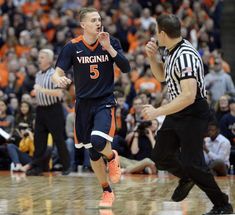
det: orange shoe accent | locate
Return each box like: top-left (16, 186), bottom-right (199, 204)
top-left (108, 150), bottom-right (121, 183)
top-left (99, 191), bottom-right (115, 208)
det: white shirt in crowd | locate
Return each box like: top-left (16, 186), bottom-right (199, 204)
top-left (204, 134), bottom-right (231, 167)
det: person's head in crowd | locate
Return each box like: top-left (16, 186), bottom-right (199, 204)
top-left (163, 2), bottom-right (173, 14)
top-left (119, 14), bottom-right (129, 28)
top-left (150, 119), bottom-right (159, 134)
top-left (202, 48), bottom-right (210, 64)
top-left (145, 67), bottom-right (154, 78)
top-left (38, 49), bottom-right (54, 71)
top-left (115, 90), bottom-right (126, 109)
top-left (26, 62), bottom-right (37, 77)
top-left (129, 59), bottom-right (137, 70)
top-left (8, 59), bottom-right (19, 73)
top-left (0, 90), bottom-right (6, 101)
top-left (213, 57), bottom-right (223, 72)
top-left (8, 72), bottom-right (17, 84)
top-left (142, 8), bottom-right (151, 19)
top-left (138, 90), bottom-right (151, 105)
top-left (6, 50), bottom-right (17, 62)
top-left (181, 0), bottom-right (190, 10)
top-left (19, 57), bottom-right (27, 73)
top-left (216, 95), bottom-right (230, 112)
top-left (9, 97), bottom-right (19, 114)
top-left (229, 98), bottom-right (235, 113)
top-left (56, 31), bottom-right (66, 44)
top-left (120, 73), bottom-right (131, 87)
top-left (136, 54), bottom-right (145, 67)
top-left (102, 15), bottom-right (112, 29)
top-left (30, 48), bottom-right (39, 62)
top-left (0, 99), bottom-right (8, 117)
top-left (193, 1), bottom-right (201, 13)
top-left (199, 31), bottom-right (209, 45)
top-left (33, 27), bottom-right (44, 39)
top-left (19, 101), bottom-right (32, 117)
top-left (19, 57), bottom-right (27, 68)
top-left (197, 9), bottom-right (208, 26)
top-left (38, 37), bottom-right (50, 49)
top-left (155, 4), bottom-right (164, 17)
top-left (205, 18), bottom-right (214, 32)
top-left (7, 27), bottom-right (16, 38)
top-left (156, 14), bottom-right (181, 49)
top-left (19, 30), bottom-right (31, 46)
top-left (21, 93), bottom-right (32, 105)
top-left (13, 13), bottom-right (24, 28)
top-left (181, 26), bottom-right (188, 39)
top-left (6, 27), bottom-right (17, 47)
top-left (133, 96), bottom-right (143, 115)
top-left (207, 121), bottom-right (220, 141)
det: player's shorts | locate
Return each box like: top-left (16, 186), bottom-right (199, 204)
top-left (74, 94), bottom-right (116, 149)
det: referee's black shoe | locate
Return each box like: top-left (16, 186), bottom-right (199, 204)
top-left (203, 203), bottom-right (233, 214)
top-left (62, 167), bottom-right (71, 176)
top-left (171, 178), bottom-right (194, 202)
top-left (26, 167), bottom-right (43, 176)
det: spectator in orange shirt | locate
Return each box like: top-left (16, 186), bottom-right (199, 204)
top-left (135, 67), bottom-right (162, 96)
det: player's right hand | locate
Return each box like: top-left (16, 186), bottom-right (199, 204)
top-left (57, 76), bottom-right (72, 88)
top-left (145, 37), bottom-right (158, 59)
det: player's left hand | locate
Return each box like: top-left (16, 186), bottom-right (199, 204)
top-left (98, 26), bottom-right (111, 51)
top-left (34, 84), bottom-right (42, 92)
top-left (141, 105), bottom-right (158, 120)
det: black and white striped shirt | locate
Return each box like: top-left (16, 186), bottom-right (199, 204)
top-left (35, 67), bottom-right (61, 106)
top-left (163, 39), bottom-right (207, 101)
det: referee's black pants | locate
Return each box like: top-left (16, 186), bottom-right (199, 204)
top-left (152, 114), bottom-right (229, 207)
top-left (33, 103), bottom-right (70, 171)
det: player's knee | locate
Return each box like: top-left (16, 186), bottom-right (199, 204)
top-left (90, 135), bottom-right (107, 152)
top-left (89, 148), bottom-right (102, 161)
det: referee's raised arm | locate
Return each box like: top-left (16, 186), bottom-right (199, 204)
top-left (145, 37), bottom-right (165, 82)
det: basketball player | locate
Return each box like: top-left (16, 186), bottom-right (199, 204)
top-left (52, 7), bottom-right (130, 208)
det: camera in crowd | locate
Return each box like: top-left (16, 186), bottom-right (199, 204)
top-left (18, 123), bottom-right (31, 138)
top-left (134, 120), bottom-right (152, 136)
top-left (137, 120), bottom-right (152, 130)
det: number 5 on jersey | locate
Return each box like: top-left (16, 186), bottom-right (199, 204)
top-left (90, 65), bottom-right (99, 79)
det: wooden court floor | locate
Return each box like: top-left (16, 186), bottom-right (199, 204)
top-left (0, 171), bottom-right (234, 215)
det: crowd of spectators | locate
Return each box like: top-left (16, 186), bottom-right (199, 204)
top-left (0, 0), bottom-right (234, 175)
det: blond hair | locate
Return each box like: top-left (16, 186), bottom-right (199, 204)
top-left (39, 49), bottom-right (54, 63)
top-left (78, 7), bottom-right (98, 22)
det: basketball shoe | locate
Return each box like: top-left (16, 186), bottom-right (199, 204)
top-left (99, 191), bottom-right (115, 208)
top-left (108, 150), bottom-right (121, 183)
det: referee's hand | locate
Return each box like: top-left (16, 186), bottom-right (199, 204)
top-left (145, 37), bottom-right (158, 59)
top-left (141, 104), bottom-right (158, 120)
top-left (57, 76), bottom-right (72, 88)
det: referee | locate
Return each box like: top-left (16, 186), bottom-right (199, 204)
top-left (142, 14), bottom-right (233, 214)
top-left (26, 49), bottom-right (70, 176)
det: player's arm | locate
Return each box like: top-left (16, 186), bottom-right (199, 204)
top-left (51, 67), bottom-right (71, 88)
top-left (51, 42), bottom-right (73, 88)
top-left (145, 38), bottom-right (165, 82)
top-left (98, 30), bottom-right (130, 73)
